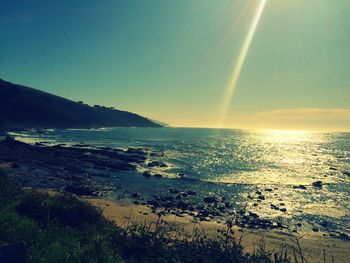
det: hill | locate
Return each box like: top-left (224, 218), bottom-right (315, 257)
top-left (0, 79), bottom-right (162, 129)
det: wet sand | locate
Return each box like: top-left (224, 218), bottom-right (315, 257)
top-left (85, 198), bottom-right (350, 263)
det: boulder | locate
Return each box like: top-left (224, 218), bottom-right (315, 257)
top-left (177, 201), bottom-right (189, 210)
top-left (312, 181), bottom-right (323, 188)
top-left (131, 192), bottom-right (141, 198)
top-left (142, 171), bottom-right (152, 177)
top-left (187, 190), bottom-right (196, 196)
top-left (170, 188), bottom-right (180, 194)
top-left (203, 196), bottom-right (219, 203)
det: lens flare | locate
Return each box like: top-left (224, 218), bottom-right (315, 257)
top-left (218, 0), bottom-right (267, 127)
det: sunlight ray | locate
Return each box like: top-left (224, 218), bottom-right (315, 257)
top-left (218, 0), bottom-right (267, 127)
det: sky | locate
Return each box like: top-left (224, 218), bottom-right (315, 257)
top-left (1, 0), bottom-right (350, 131)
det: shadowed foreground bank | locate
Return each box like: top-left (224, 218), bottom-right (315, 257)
top-left (0, 169), bottom-right (297, 263)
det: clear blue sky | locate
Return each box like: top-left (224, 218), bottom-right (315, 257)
top-left (1, 0), bottom-right (350, 130)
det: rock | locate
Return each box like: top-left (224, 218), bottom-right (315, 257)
top-left (196, 205), bottom-right (205, 210)
top-left (293, 185), bottom-right (307, 190)
top-left (265, 188), bottom-right (273, 192)
top-left (143, 171), bottom-right (152, 177)
top-left (338, 233), bottom-right (350, 240)
top-left (329, 167), bottom-right (338, 171)
top-left (203, 196), bottom-right (219, 203)
top-left (312, 181), bottom-right (323, 188)
top-left (272, 222), bottom-right (279, 228)
top-left (177, 201), bottom-right (188, 210)
top-left (160, 196), bottom-right (173, 202)
top-left (320, 221), bottom-right (328, 228)
top-left (249, 212), bottom-right (259, 219)
top-left (238, 209), bottom-right (245, 215)
top-left (11, 163), bottom-right (19, 168)
top-left (179, 191), bottom-right (188, 197)
top-left (150, 152), bottom-right (164, 157)
top-left (126, 148), bottom-right (146, 155)
top-left (270, 204), bottom-right (279, 210)
top-left (258, 195), bottom-right (265, 200)
top-left (163, 201), bottom-right (172, 208)
top-left (131, 192), bottom-right (141, 198)
top-left (74, 143), bottom-right (89, 148)
top-left (65, 184), bottom-right (95, 196)
top-left (147, 200), bottom-right (159, 206)
top-left (147, 161), bottom-right (168, 168)
top-left (280, 208), bottom-right (287, 213)
top-left (170, 188), bottom-right (180, 194)
top-left (224, 202), bottom-right (232, 208)
top-left (187, 206), bottom-right (195, 212)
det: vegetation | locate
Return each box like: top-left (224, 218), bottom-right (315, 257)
top-left (0, 168), bottom-right (294, 262)
top-left (0, 79), bottom-right (161, 129)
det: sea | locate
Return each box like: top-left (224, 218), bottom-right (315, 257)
top-left (10, 127), bottom-right (350, 235)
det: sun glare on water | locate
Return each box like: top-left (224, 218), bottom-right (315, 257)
top-left (259, 129), bottom-right (317, 144)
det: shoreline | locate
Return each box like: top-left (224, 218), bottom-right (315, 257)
top-left (84, 197), bottom-right (350, 263)
top-left (1, 136), bottom-right (350, 262)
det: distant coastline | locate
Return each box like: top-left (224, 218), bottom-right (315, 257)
top-left (0, 78), bottom-right (164, 130)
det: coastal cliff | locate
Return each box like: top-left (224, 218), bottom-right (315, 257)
top-left (0, 79), bottom-right (162, 129)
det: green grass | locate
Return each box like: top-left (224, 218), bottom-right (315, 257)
top-left (0, 168), bottom-right (292, 263)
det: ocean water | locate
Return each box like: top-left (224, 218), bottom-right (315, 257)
top-left (12, 128), bottom-right (350, 234)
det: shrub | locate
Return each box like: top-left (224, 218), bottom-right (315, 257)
top-left (17, 193), bottom-right (103, 228)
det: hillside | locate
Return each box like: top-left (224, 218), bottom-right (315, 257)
top-left (0, 79), bottom-right (162, 129)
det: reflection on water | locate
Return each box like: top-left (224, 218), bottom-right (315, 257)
top-left (10, 128), bottom-right (350, 234)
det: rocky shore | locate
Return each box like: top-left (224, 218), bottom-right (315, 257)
top-left (0, 136), bottom-right (148, 196)
top-left (1, 136), bottom-right (349, 243)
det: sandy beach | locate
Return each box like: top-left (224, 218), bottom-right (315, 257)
top-left (85, 197), bottom-right (350, 263)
